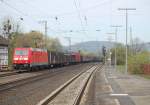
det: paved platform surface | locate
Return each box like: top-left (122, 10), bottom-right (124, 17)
top-left (94, 65), bottom-right (150, 105)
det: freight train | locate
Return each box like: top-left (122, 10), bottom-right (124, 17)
top-left (13, 48), bottom-right (99, 70)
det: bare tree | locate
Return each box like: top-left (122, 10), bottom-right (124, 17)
top-left (131, 37), bottom-right (145, 55)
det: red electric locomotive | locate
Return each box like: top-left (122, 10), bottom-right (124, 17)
top-left (13, 48), bottom-right (48, 70)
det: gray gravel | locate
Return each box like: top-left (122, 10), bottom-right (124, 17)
top-left (47, 65), bottom-right (97, 105)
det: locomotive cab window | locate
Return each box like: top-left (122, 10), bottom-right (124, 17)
top-left (15, 50), bottom-right (28, 55)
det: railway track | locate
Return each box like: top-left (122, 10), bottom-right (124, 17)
top-left (0, 63), bottom-right (95, 105)
top-left (0, 64), bottom-right (92, 93)
top-left (37, 64), bottom-right (103, 105)
top-left (0, 69), bottom-right (38, 77)
top-left (0, 71), bottom-right (18, 77)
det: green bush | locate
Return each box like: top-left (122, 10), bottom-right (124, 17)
top-left (128, 51), bottom-right (150, 74)
top-left (111, 44), bottom-right (126, 65)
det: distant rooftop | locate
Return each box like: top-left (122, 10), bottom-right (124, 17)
top-left (0, 35), bottom-right (8, 46)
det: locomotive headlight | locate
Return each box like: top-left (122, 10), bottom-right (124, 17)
top-left (14, 58), bottom-right (18, 60)
top-left (24, 58), bottom-right (28, 60)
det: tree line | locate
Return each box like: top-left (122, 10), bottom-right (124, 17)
top-left (1, 17), bottom-right (99, 66)
top-left (1, 18), bottom-right (63, 65)
top-left (110, 38), bottom-right (150, 74)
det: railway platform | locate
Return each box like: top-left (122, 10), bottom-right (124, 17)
top-left (93, 65), bottom-right (150, 105)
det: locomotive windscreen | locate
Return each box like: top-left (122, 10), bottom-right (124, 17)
top-left (15, 50), bottom-right (28, 55)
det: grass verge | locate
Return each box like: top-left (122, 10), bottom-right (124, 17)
top-left (139, 74), bottom-right (150, 79)
top-left (117, 65), bottom-right (125, 73)
top-left (117, 65), bottom-right (150, 79)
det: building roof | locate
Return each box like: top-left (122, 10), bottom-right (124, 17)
top-left (0, 36), bottom-right (8, 46)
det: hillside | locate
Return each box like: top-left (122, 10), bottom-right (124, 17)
top-left (64, 41), bottom-right (115, 54)
top-left (144, 42), bottom-right (150, 51)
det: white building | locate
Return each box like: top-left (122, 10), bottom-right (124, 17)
top-left (0, 36), bottom-right (8, 70)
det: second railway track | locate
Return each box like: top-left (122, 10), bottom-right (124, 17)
top-left (0, 64), bottom-right (93, 93)
top-left (0, 71), bottom-right (19, 77)
top-left (0, 69), bottom-right (38, 78)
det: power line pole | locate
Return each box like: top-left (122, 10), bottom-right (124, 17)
top-left (111, 25), bottom-right (122, 71)
top-left (64, 37), bottom-right (71, 63)
top-left (16, 18), bottom-right (24, 34)
top-left (118, 8), bottom-right (136, 74)
top-left (64, 37), bottom-right (71, 53)
top-left (130, 27), bottom-right (133, 55)
top-left (106, 34), bottom-right (114, 67)
top-left (45, 21), bottom-right (48, 48)
top-left (39, 20), bottom-right (48, 49)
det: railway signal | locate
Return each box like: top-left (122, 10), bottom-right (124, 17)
top-left (102, 46), bottom-right (106, 57)
top-left (102, 46), bottom-right (106, 64)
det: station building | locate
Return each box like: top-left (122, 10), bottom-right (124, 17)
top-left (0, 36), bottom-right (8, 70)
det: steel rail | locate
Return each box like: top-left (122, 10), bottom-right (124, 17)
top-left (73, 65), bottom-right (103, 105)
top-left (0, 72), bottom-right (18, 77)
top-left (37, 64), bottom-right (103, 105)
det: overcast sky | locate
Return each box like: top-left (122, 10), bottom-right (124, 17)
top-left (0, 0), bottom-right (150, 45)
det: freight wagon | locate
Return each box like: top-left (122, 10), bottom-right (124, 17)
top-left (48, 51), bottom-right (69, 67)
top-left (70, 52), bottom-right (81, 64)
